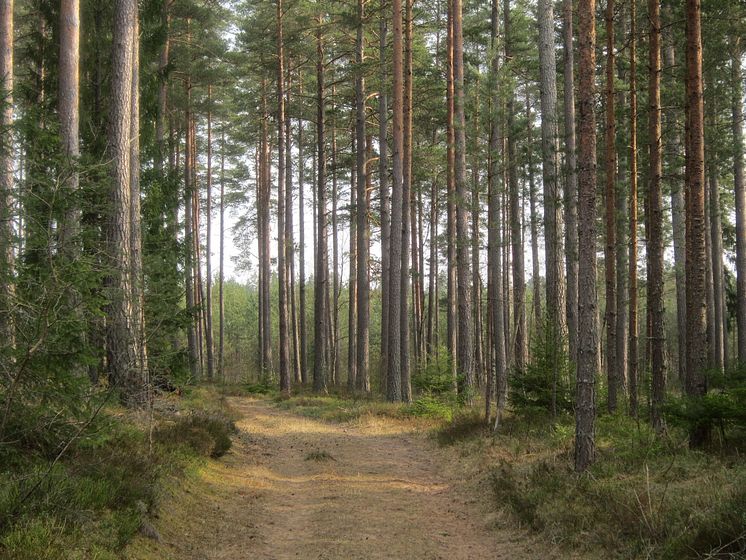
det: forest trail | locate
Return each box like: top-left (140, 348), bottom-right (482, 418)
top-left (128, 397), bottom-right (560, 560)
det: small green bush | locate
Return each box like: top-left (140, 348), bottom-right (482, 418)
top-left (402, 395), bottom-right (455, 421)
top-left (510, 317), bottom-right (573, 415)
top-left (153, 411), bottom-right (235, 458)
top-left (412, 352), bottom-right (457, 396)
top-left (665, 364), bottom-right (746, 441)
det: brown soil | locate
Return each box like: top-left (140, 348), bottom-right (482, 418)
top-left (127, 397), bottom-right (564, 560)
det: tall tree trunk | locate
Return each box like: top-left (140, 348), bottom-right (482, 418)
top-left (537, 0), bottom-right (566, 373)
top-left (562, 0), bottom-right (578, 365)
top-left (219, 127), bottom-right (225, 379)
top-left (454, 0), bottom-right (473, 395)
top-left (387, 0), bottom-right (404, 401)
top-left (378, 0), bottom-right (391, 395)
top-left (663, 13), bottom-right (686, 385)
top-left (604, 0), bottom-right (617, 413)
top-left (348, 134), bottom-right (358, 391)
top-left (204, 86), bottom-right (215, 381)
top-left (59, 0), bottom-right (80, 254)
top-left (260, 81), bottom-right (273, 376)
top-left (471, 83), bottom-right (483, 389)
top-left (277, 0), bottom-right (290, 394)
top-left (330, 88), bottom-right (339, 386)
top-left (648, 0), bottom-right (665, 432)
top-left (298, 74), bottom-right (308, 384)
top-left (0, 0), bottom-right (14, 349)
top-left (489, 0), bottom-right (507, 426)
top-left (401, 0), bottom-right (413, 402)
top-left (575, 0), bottom-right (599, 472)
top-left (684, 0), bottom-right (708, 447)
top-left (155, 0), bottom-right (169, 175)
top-left (708, 165), bottom-right (724, 371)
top-left (129, 8), bottom-right (148, 392)
top-left (107, 0), bottom-right (141, 406)
top-left (446, 0), bottom-right (458, 388)
top-left (526, 95), bottom-right (541, 334)
top-left (286, 73), bottom-right (300, 385)
top-left (733, 39), bottom-right (746, 364)
top-left (355, 0), bottom-right (371, 393)
top-left (628, 0), bottom-right (639, 417)
top-left (504, 0), bottom-right (526, 374)
top-left (184, 44), bottom-right (199, 381)
top-left (313, 15), bottom-right (328, 393)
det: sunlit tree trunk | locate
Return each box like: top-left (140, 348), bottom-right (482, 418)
top-left (107, 0), bottom-right (141, 406)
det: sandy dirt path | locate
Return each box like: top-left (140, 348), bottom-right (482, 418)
top-left (128, 397), bottom-right (559, 560)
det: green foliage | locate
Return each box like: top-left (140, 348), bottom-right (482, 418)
top-left (509, 318), bottom-right (573, 415)
top-left (665, 364), bottom-right (746, 439)
top-left (402, 395), bottom-right (457, 422)
top-left (412, 350), bottom-right (457, 396)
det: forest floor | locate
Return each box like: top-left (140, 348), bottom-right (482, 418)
top-left (126, 395), bottom-right (565, 560)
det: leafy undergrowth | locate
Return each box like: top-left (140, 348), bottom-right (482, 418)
top-left (477, 412), bottom-right (746, 559)
top-left (0, 385), bottom-right (236, 560)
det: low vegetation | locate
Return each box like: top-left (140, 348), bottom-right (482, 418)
top-left (0, 386), bottom-right (236, 560)
top-left (485, 412), bottom-right (746, 559)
